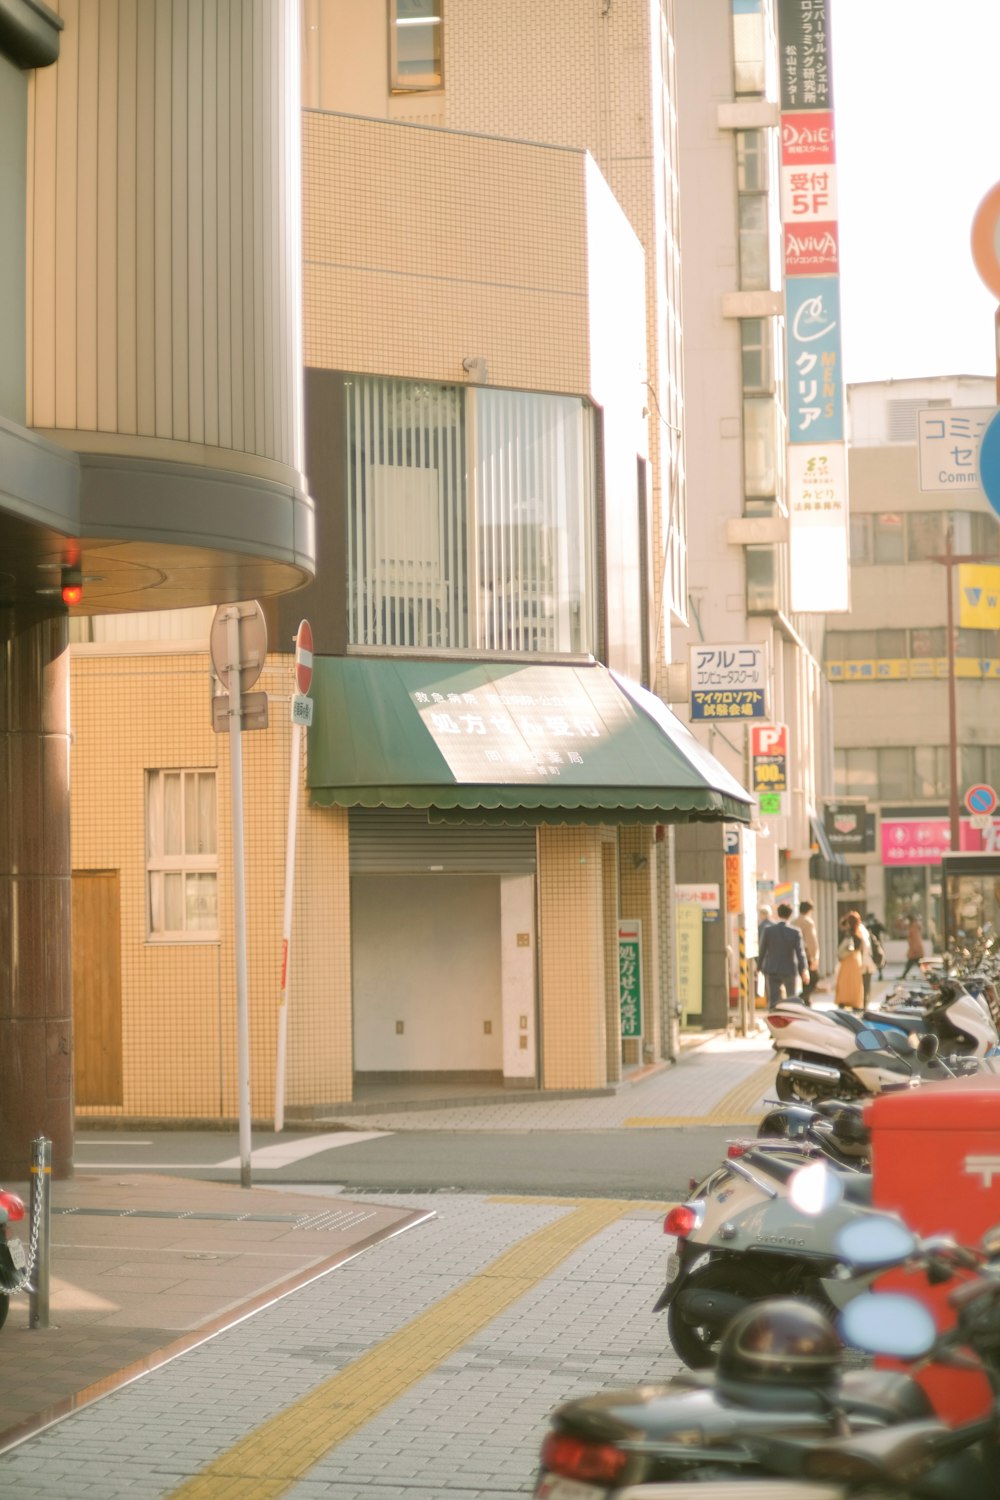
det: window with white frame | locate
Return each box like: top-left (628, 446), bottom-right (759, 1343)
top-left (343, 375), bottom-right (596, 655)
top-left (390, 0), bottom-right (442, 91)
top-left (146, 770), bottom-right (218, 938)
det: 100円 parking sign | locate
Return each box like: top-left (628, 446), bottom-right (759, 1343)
top-left (688, 643), bottom-right (768, 721)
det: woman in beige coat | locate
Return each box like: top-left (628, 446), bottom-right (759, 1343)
top-left (834, 912), bottom-right (865, 1010)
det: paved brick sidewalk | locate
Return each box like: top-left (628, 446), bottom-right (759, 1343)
top-left (0, 1019), bottom-right (778, 1463)
top-left (317, 1027), bottom-right (780, 1133)
top-left (0, 1191), bottom-right (676, 1499)
top-left (0, 1175), bottom-right (429, 1453)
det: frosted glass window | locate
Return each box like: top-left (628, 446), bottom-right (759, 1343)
top-left (147, 770), bottom-right (218, 939)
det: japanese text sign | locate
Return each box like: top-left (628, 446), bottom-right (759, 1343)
top-left (675, 884), bottom-right (721, 921)
top-left (618, 920), bottom-right (643, 1040)
top-left (750, 722), bottom-right (788, 795)
top-left (777, 0), bottom-right (832, 112)
top-left (788, 443), bottom-right (850, 613)
top-left (786, 277), bottom-right (843, 443)
top-left (689, 644), bottom-right (767, 722)
top-left (917, 408), bottom-right (990, 493)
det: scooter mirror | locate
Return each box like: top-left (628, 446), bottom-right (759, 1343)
top-left (916, 1033), bottom-right (939, 1061)
top-left (838, 1292), bottom-right (937, 1359)
top-left (788, 1158), bottom-right (843, 1215)
top-left (835, 1214), bottom-right (918, 1268)
top-left (855, 1029), bottom-right (890, 1051)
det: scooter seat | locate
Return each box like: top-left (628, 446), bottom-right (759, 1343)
top-left (862, 1009), bottom-right (926, 1033)
top-left (743, 1149), bottom-right (871, 1202)
top-left (839, 1367), bottom-right (934, 1422)
top-left (827, 1010), bottom-right (874, 1032)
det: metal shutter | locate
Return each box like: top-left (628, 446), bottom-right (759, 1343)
top-left (348, 808), bottom-right (537, 874)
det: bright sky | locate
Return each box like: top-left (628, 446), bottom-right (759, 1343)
top-left (831, 0), bottom-right (1000, 384)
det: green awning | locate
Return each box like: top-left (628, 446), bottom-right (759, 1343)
top-left (307, 658), bottom-right (753, 826)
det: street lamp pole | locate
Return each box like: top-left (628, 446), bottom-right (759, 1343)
top-left (944, 528), bottom-right (960, 853)
top-left (929, 539), bottom-right (1000, 857)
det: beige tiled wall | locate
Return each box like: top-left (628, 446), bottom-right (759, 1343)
top-left (302, 111), bottom-right (592, 397)
top-left (71, 648), bottom-right (352, 1120)
top-left (537, 824), bottom-right (609, 1090)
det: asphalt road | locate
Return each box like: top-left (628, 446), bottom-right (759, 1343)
top-left (74, 1123), bottom-right (742, 1198)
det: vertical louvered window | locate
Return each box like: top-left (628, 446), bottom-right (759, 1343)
top-left (471, 388), bottom-right (594, 654)
top-left (344, 376), bottom-right (595, 656)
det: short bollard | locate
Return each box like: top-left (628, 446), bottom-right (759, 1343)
top-left (28, 1136), bottom-right (51, 1330)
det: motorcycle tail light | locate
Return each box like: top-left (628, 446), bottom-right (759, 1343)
top-left (726, 1142), bottom-right (750, 1159)
top-left (0, 1190), bottom-right (25, 1221)
top-left (540, 1432), bottom-right (628, 1486)
top-left (766, 1014), bottom-right (796, 1029)
top-left (664, 1201), bottom-right (703, 1236)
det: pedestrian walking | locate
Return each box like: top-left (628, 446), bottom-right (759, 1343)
top-left (855, 910), bottom-right (878, 1005)
top-left (757, 902), bottom-right (810, 1009)
top-left (793, 900), bottom-right (820, 1004)
top-left (865, 912), bottom-right (887, 980)
top-left (900, 914), bottom-right (926, 979)
top-left (834, 912), bottom-right (865, 1010)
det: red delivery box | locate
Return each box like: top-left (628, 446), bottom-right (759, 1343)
top-left (867, 1074), bottom-right (1000, 1424)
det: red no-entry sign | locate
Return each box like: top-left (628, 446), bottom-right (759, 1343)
top-left (294, 620), bottom-right (313, 696)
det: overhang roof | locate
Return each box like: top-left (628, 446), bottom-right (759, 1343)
top-left (307, 657), bottom-right (754, 827)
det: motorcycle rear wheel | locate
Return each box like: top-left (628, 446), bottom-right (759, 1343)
top-left (667, 1260), bottom-right (776, 1369)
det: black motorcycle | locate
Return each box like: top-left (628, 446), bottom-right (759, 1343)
top-left (533, 1208), bottom-right (1000, 1497)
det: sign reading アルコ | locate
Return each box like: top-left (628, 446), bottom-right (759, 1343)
top-left (618, 921), bottom-right (643, 1041)
top-left (688, 644), bottom-right (767, 721)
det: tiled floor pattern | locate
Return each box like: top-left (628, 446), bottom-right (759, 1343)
top-left (0, 1193), bottom-right (679, 1499)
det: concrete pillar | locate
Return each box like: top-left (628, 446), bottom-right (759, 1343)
top-left (0, 609), bottom-right (72, 1179)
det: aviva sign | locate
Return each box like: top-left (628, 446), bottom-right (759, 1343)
top-left (959, 563), bottom-right (1000, 628)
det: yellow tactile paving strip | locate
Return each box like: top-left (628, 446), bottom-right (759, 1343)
top-left (167, 1197), bottom-right (668, 1500)
top-left (624, 1055), bottom-right (779, 1128)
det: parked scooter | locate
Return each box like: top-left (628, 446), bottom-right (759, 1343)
top-left (770, 1016), bottom-right (982, 1105)
top-left (766, 979), bottom-right (998, 1105)
top-left (0, 1187), bottom-right (27, 1331)
top-left (653, 1142), bottom-right (878, 1367)
top-left (534, 1206), bottom-right (1000, 1499)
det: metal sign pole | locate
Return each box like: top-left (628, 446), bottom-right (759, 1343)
top-left (227, 608), bottom-right (253, 1188)
top-left (274, 715), bottom-right (302, 1134)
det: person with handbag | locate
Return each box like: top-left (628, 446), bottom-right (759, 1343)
top-left (834, 912), bottom-right (865, 1010)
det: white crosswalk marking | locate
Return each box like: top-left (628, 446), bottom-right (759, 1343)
top-left (216, 1131), bottom-right (391, 1169)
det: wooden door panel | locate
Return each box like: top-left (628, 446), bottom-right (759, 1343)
top-left (72, 872), bottom-right (123, 1107)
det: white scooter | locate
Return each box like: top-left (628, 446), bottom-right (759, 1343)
top-left (766, 988), bottom-right (996, 1103)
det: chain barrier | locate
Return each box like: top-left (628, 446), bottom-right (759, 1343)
top-left (7, 1201), bottom-right (41, 1294)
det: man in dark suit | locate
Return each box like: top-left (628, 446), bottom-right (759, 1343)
top-left (757, 902), bottom-right (810, 1009)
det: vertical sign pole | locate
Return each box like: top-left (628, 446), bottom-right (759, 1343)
top-left (945, 528), bottom-right (961, 856)
top-left (274, 714), bottom-right (302, 1134)
top-left (227, 608), bottom-right (253, 1188)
